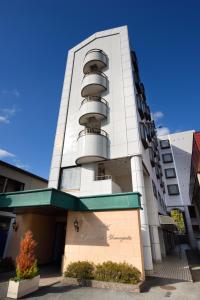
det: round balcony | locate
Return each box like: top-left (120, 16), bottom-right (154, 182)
top-left (81, 72), bottom-right (107, 97)
top-left (83, 49), bottom-right (107, 74)
top-left (76, 128), bottom-right (108, 164)
top-left (79, 96), bottom-right (108, 125)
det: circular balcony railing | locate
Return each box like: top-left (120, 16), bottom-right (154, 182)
top-left (78, 128), bottom-right (108, 139)
top-left (79, 96), bottom-right (108, 125)
top-left (81, 71), bottom-right (108, 97)
top-left (83, 49), bottom-right (107, 74)
top-left (76, 128), bottom-right (108, 164)
top-left (80, 96), bottom-right (108, 107)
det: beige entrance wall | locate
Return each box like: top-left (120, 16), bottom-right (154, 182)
top-left (63, 209), bottom-right (144, 278)
top-left (6, 213), bottom-right (56, 264)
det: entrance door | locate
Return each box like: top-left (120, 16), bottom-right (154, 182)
top-left (53, 222), bottom-right (66, 264)
top-left (0, 217), bottom-right (11, 258)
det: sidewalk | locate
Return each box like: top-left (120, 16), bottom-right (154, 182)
top-left (149, 245), bottom-right (193, 282)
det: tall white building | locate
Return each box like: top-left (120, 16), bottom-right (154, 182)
top-left (159, 130), bottom-right (198, 248)
top-left (48, 26), bottom-right (168, 272)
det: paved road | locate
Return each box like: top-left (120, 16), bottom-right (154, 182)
top-left (1, 277), bottom-right (200, 300)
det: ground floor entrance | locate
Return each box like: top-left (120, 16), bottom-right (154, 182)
top-left (4, 208), bottom-right (67, 269)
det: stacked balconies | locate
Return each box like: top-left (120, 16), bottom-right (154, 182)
top-left (76, 49), bottom-right (109, 164)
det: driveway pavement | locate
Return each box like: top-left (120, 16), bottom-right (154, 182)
top-left (1, 277), bottom-right (200, 300)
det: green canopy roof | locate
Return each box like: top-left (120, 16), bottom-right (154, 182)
top-left (0, 188), bottom-right (141, 212)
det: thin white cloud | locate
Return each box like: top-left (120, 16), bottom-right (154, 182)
top-left (152, 111), bottom-right (164, 121)
top-left (1, 89), bottom-right (20, 98)
top-left (0, 107), bottom-right (18, 124)
top-left (0, 116), bottom-right (9, 124)
top-left (157, 127), bottom-right (170, 136)
top-left (0, 149), bottom-right (15, 158)
top-left (0, 150), bottom-right (29, 170)
top-left (2, 107), bottom-right (16, 115)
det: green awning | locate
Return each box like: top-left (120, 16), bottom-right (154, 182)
top-left (0, 188), bottom-right (141, 212)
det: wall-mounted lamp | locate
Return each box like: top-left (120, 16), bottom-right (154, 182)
top-left (12, 221), bottom-right (18, 232)
top-left (73, 219), bottom-right (79, 232)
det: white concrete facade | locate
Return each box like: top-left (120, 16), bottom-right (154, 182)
top-left (48, 26), bottom-right (168, 271)
top-left (158, 130), bottom-right (197, 248)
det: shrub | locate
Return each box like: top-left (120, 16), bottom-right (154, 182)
top-left (15, 231), bottom-right (38, 281)
top-left (94, 261), bottom-right (141, 284)
top-left (65, 261), bottom-right (94, 279)
top-left (0, 257), bottom-right (14, 273)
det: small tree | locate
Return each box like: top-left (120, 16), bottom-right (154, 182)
top-left (15, 231), bottom-right (38, 280)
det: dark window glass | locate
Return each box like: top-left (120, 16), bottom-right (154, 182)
top-left (139, 122), bottom-right (148, 149)
top-left (149, 147), bottom-right (155, 167)
top-left (162, 153), bottom-right (173, 163)
top-left (167, 184), bottom-right (179, 195)
top-left (5, 178), bottom-right (24, 192)
top-left (189, 206), bottom-right (197, 218)
top-left (152, 180), bottom-right (157, 198)
top-left (131, 50), bottom-right (138, 72)
top-left (136, 95), bottom-right (144, 119)
top-left (160, 139), bottom-right (170, 149)
top-left (0, 175), bottom-right (6, 192)
top-left (146, 123), bottom-right (152, 142)
top-left (192, 225), bottom-right (200, 233)
top-left (165, 168), bottom-right (176, 179)
top-left (144, 104), bottom-right (151, 121)
top-left (155, 164), bottom-right (160, 178)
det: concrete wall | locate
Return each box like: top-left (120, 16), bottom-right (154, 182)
top-left (63, 209), bottom-right (144, 278)
top-left (159, 130), bottom-right (194, 208)
top-left (159, 130), bottom-right (196, 248)
top-left (6, 214), bottom-right (56, 264)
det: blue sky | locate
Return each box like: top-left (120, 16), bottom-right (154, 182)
top-left (0, 0), bottom-right (200, 179)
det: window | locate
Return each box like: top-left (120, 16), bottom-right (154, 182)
top-left (149, 147), bottom-right (155, 167)
top-left (152, 180), bottom-right (157, 198)
top-left (189, 206), bottom-right (197, 218)
top-left (160, 139), bottom-right (170, 149)
top-left (146, 123), bottom-right (152, 142)
top-left (139, 122), bottom-right (148, 149)
top-left (5, 178), bottom-right (24, 192)
top-left (165, 168), bottom-right (176, 179)
top-left (149, 122), bottom-right (156, 139)
top-left (167, 184), bottom-right (179, 195)
top-left (192, 225), bottom-right (200, 233)
top-left (131, 50), bottom-right (138, 72)
top-left (162, 153), bottom-right (173, 163)
top-left (136, 95), bottom-right (144, 119)
top-left (144, 104), bottom-right (151, 121)
top-left (0, 175), bottom-right (6, 192)
top-left (163, 184), bottom-right (166, 194)
top-left (0, 176), bottom-right (24, 192)
top-left (60, 167), bottom-right (81, 190)
top-left (134, 70), bottom-right (140, 84)
top-left (155, 164), bottom-right (160, 178)
top-left (157, 163), bottom-right (163, 177)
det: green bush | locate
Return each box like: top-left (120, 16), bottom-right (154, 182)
top-left (65, 261), bottom-right (94, 279)
top-left (94, 261), bottom-right (141, 284)
top-left (65, 261), bottom-right (141, 284)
